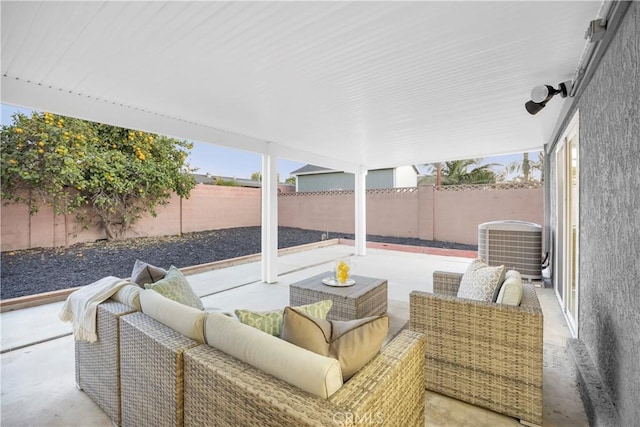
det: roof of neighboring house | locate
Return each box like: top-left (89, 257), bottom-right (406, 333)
top-left (291, 164), bottom-right (420, 176)
top-left (191, 173), bottom-right (262, 188)
top-left (290, 164), bottom-right (337, 176)
top-left (192, 173), bottom-right (216, 184)
top-left (228, 177), bottom-right (261, 188)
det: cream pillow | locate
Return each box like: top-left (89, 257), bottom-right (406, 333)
top-left (457, 258), bottom-right (506, 302)
top-left (234, 300), bottom-right (333, 336)
top-left (281, 307), bottom-right (389, 380)
top-left (205, 312), bottom-right (343, 399)
top-left (496, 270), bottom-right (523, 306)
top-left (139, 289), bottom-right (206, 343)
top-left (110, 283), bottom-right (142, 310)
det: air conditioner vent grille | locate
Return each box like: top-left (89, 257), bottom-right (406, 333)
top-left (478, 221), bottom-right (542, 279)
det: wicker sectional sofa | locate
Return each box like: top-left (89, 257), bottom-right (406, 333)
top-left (409, 271), bottom-right (544, 427)
top-left (76, 298), bottom-right (426, 427)
top-left (75, 302), bottom-right (137, 425)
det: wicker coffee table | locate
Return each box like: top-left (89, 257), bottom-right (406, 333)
top-left (289, 272), bottom-right (388, 321)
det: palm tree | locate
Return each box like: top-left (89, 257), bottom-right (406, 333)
top-left (422, 159), bottom-right (499, 185)
top-left (419, 163), bottom-right (442, 185)
top-left (503, 152), bottom-right (544, 182)
top-left (441, 159), bottom-right (499, 185)
top-left (528, 152), bottom-right (544, 181)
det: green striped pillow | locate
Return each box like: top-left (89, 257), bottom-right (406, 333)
top-left (235, 300), bottom-right (333, 336)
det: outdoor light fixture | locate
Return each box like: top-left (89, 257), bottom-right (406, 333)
top-left (525, 81), bottom-right (572, 115)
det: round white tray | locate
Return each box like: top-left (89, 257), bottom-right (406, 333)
top-left (322, 277), bottom-right (356, 287)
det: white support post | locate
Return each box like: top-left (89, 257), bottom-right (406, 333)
top-left (261, 146), bottom-right (278, 283)
top-left (354, 166), bottom-right (367, 256)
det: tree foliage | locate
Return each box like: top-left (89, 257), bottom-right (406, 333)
top-left (423, 159), bottom-right (499, 185)
top-left (1, 112), bottom-right (196, 240)
top-left (284, 176), bottom-right (296, 185)
top-left (215, 177), bottom-right (239, 186)
top-left (502, 151), bottom-right (544, 182)
top-left (250, 171), bottom-right (281, 183)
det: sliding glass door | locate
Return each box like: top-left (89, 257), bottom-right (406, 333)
top-left (554, 112), bottom-right (580, 336)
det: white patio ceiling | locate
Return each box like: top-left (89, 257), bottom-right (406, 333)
top-left (2, 1), bottom-right (601, 173)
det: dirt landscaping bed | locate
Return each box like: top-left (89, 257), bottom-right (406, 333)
top-left (0, 226), bottom-right (476, 299)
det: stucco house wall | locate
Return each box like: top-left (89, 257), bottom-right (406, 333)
top-left (366, 169), bottom-right (394, 189)
top-left (297, 172), bottom-right (355, 192)
top-left (549, 3), bottom-right (640, 425)
top-left (394, 165), bottom-right (418, 187)
top-left (294, 165), bottom-right (416, 192)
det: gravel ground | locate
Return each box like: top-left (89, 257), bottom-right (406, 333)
top-left (0, 226), bottom-right (476, 299)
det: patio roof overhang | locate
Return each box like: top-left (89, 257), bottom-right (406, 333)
top-left (1, 1), bottom-right (604, 282)
top-left (1, 1), bottom-right (603, 169)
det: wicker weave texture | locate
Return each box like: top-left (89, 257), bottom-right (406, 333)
top-left (432, 271), bottom-right (463, 297)
top-left (75, 301), bottom-right (136, 425)
top-left (410, 272), bottom-right (543, 426)
top-left (183, 330), bottom-right (424, 427)
top-left (290, 273), bottom-right (388, 321)
top-left (119, 312), bottom-right (199, 427)
top-left (330, 330), bottom-right (425, 427)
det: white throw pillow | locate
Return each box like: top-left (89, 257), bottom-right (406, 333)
top-left (204, 312), bottom-right (343, 399)
top-left (140, 289), bottom-right (206, 343)
top-left (496, 270), bottom-right (524, 306)
top-left (457, 258), bottom-right (506, 302)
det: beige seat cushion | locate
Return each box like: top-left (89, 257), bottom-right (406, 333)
top-left (204, 312), bottom-right (343, 399)
top-left (139, 289), bottom-right (206, 343)
top-left (496, 270), bottom-right (524, 306)
top-left (457, 258), bottom-right (506, 302)
top-left (281, 307), bottom-right (389, 380)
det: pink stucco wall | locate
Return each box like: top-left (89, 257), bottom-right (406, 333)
top-left (1, 183), bottom-right (542, 251)
top-left (278, 191), bottom-right (355, 234)
top-left (278, 184), bottom-right (543, 245)
top-left (1, 185), bottom-right (261, 251)
top-left (433, 186), bottom-right (544, 244)
top-left (181, 185), bottom-right (261, 233)
top-left (366, 189), bottom-right (420, 238)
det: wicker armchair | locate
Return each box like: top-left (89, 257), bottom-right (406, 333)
top-left (409, 271), bottom-right (543, 427)
top-left (183, 330), bottom-right (426, 427)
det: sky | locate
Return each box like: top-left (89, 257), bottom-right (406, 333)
top-left (1, 103), bottom-right (539, 180)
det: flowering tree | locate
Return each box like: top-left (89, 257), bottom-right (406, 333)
top-left (1, 112), bottom-right (196, 240)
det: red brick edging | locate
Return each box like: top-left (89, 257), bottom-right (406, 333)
top-left (337, 238), bottom-right (478, 259)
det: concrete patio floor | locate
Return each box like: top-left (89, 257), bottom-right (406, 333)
top-left (1, 243), bottom-right (587, 426)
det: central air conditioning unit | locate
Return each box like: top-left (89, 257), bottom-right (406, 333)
top-left (478, 220), bottom-right (542, 280)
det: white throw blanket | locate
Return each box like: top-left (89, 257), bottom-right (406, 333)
top-left (58, 276), bottom-right (130, 342)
